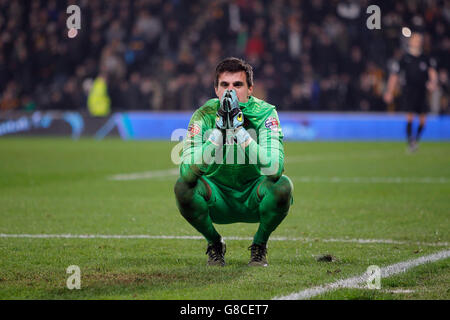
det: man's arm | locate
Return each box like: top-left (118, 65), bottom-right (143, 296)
top-left (427, 57), bottom-right (438, 92)
top-left (235, 112), bottom-right (285, 181)
top-left (427, 67), bottom-right (438, 92)
top-left (180, 118), bottom-right (223, 185)
top-left (384, 57), bottom-right (402, 105)
top-left (384, 72), bottom-right (399, 104)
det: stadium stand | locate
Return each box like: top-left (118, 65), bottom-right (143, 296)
top-left (0, 0), bottom-right (448, 113)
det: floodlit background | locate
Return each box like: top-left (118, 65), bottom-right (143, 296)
top-left (0, 0), bottom-right (448, 114)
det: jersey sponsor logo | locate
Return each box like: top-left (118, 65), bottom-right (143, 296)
top-left (187, 123), bottom-right (201, 137)
top-left (265, 117), bottom-right (279, 131)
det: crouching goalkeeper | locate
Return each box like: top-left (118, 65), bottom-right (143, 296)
top-left (174, 57), bottom-right (294, 267)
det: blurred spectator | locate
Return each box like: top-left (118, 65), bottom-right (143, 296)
top-left (0, 0), bottom-right (448, 113)
top-left (87, 74), bottom-right (110, 116)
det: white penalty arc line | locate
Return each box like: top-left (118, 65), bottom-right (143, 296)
top-left (1, 235), bottom-right (446, 299)
top-left (0, 234), bottom-right (448, 247)
top-left (273, 249), bottom-right (450, 300)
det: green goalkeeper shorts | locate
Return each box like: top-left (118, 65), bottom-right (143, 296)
top-left (198, 175), bottom-right (266, 224)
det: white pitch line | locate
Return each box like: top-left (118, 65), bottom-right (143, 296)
top-left (0, 234), bottom-right (204, 240)
top-left (0, 234), bottom-right (448, 247)
top-left (108, 168), bottom-right (179, 181)
top-left (345, 286), bottom-right (416, 294)
top-left (310, 237), bottom-right (449, 247)
top-left (107, 168), bottom-right (449, 184)
top-left (290, 176), bottom-right (450, 184)
top-left (285, 151), bottom-right (394, 163)
top-left (273, 249), bottom-right (450, 300)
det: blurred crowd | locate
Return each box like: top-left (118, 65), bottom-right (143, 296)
top-left (0, 0), bottom-right (449, 114)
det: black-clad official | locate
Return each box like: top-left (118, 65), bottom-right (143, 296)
top-left (384, 31), bottom-right (438, 152)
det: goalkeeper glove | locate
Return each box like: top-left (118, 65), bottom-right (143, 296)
top-left (216, 90), bottom-right (231, 130)
top-left (216, 89), bottom-right (244, 129)
top-left (229, 106), bottom-right (244, 129)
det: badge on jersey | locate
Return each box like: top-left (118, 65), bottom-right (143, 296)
top-left (265, 117), bottom-right (279, 131)
top-left (187, 123), bottom-right (201, 137)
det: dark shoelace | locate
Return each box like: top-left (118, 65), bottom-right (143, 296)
top-left (206, 243), bottom-right (224, 261)
top-left (248, 244), bottom-right (267, 261)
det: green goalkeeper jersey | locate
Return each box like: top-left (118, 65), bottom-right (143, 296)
top-left (180, 96), bottom-right (285, 191)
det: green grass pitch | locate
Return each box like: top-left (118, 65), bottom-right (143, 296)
top-left (0, 137), bottom-right (449, 299)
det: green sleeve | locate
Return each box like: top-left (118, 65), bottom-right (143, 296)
top-left (180, 111), bottom-right (221, 184)
top-left (243, 110), bottom-right (284, 181)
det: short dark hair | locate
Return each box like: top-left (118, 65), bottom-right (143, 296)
top-left (214, 57), bottom-right (253, 88)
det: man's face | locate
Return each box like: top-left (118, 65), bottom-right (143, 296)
top-left (409, 33), bottom-right (423, 52)
top-left (215, 71), bottom-right (253, 103)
